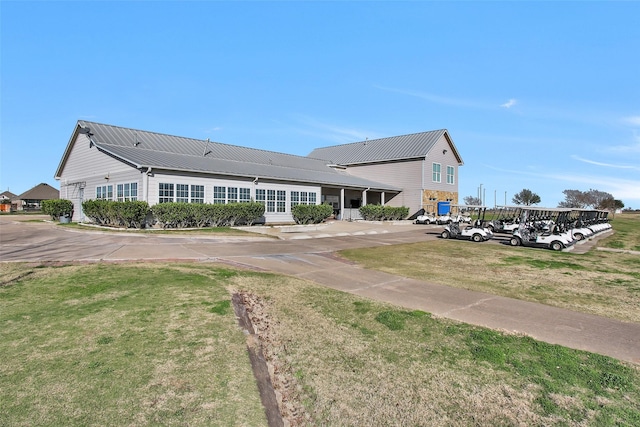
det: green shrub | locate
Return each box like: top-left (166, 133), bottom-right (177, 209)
top-left (42, 199), bottom-right (73, 220)
top-left (359, 205), bottom-right (409, 221)
top-left (292, 203), bottom-right (333, 224)
top-left (151, 202), bottom-right (265, 228)
top-left (82, 200), bottom-right (149, 228)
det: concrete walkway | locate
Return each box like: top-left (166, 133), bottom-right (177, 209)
top-left (1, 216), bottom-right (638, 364)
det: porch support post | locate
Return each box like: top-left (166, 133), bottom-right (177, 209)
top-left (362, 188), bottom-right (367, 206)
top-left (340, 188), bottom-right (345, 221)
top-left (381, 192), bottom-right (385, 206)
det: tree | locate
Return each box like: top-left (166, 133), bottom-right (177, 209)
top-left (558, 189), bottom-right (589, 208)
top-left (558, 189), bottom-right (616, 209)
top-left (463, 196), bottom-right (482, 205)
top-left (512, 189), bottom-right (541, 206)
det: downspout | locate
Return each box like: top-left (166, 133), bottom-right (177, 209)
top-left (144, 167), bottom-right (152, 204)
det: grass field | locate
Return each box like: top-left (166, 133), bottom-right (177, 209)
top-left (1, 262), bottom-right (639, 426)
top-left (339, 213), bottom-right (640, 323)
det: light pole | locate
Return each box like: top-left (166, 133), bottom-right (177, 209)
top-left (479, 183), bottom-right (483, 204)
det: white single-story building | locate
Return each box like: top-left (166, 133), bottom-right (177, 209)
top-left (55, 121), bottom-right (463, 223)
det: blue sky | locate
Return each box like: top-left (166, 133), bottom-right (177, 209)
top-left (2, 1), bottom-right (639, 208)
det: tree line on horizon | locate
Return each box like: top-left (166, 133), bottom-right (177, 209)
top-left (463, 188), bottom-right (625, 210)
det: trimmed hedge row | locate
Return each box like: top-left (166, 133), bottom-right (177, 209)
top-left (42, 199), bottom-right (74, 220)
top-left (291, 203), bottom-right (333, 225)
top-left (151, 202), bottom-right (265, 228)
top-left (82, 200), bottom-right (150, 229)
top-left (359, 205), bottom-right (409, 221)
top-left (82, 200), bottom-right (265, 229)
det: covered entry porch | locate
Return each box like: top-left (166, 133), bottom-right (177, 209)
top-left (321, 186), bottom-right (400, 221)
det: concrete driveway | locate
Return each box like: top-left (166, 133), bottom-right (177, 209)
top-left (1, 216), bottom-right (638, 364)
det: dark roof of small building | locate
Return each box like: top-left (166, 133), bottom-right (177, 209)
top-left (56, 121), bottom-right (404, 192)
top-left (17, 183), bottom-right (59, 200)
top-left (308, 130), bottom-right (463, 166)
top-left (0, 190), bottom-right (17, 199)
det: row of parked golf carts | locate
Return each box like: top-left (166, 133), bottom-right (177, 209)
top-left (415, 204), bottom-right (612, 251)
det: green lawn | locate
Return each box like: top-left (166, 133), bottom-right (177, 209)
top-left (338, 213), bottom-right (640, 323)
top-left (1, 262), bottom-right (639, 426)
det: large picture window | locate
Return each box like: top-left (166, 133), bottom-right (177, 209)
top-left (446, 166), bottom-right (455, 185)
top-left (432, 163), bottom-right (441, 183)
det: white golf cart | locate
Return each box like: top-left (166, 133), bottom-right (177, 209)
top-left (486, 206), bottom-right (522, 234)
top-left (510, 208), bottom-right (574, 251)
top-left (414, 205), bottom-right (438, 225)
top-left (440, 205), bottom-right (493, 242)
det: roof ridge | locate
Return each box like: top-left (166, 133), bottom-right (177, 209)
top-left (311, 129), bottom-right (447, 151)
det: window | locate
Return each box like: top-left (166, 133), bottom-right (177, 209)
top-left (256, 189), bottom-right (265, 205)
top-left (191, 185), bottom-right (204, 203)
top-left (266, 190), bottom-right (276, 213)
top-left (291, 191), bottom-right (300, 208)
top-left (130, 183), bottom-right (138, 201)
top-left (277, 190), bottom-right (286, 213)
top-left (117, 183), bottom-right (137, 201)
top-left (228, 187), bottom-right (238, 203)
top-left (291, 190), bottom-right (316, 208)
top-left (96, 185), bottom-right (113, 200)
top-left (213, 186), bottom-right (226, 204)
top-left (239, 188), bottom-right (251, 202)
top-left (176, 184), bottom-right (189, 203)
top-left (432, 163), bottom-right (441, 183)
top-left (159, 183), bottom-right (174, 203)
top-left (446, 166), bottom-right (455, 185)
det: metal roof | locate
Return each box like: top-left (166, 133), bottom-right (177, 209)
top-left (61, 121), bottom-right (401, 191)
top-left (308, 129), bottom-right (463, 166)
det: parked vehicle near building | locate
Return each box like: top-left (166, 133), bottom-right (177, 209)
top-left (509, 208), bottom-right (575, 251)
top-left (441, 205), bottom-right (493, 242)
top-left (486, 206), bottom-right (522, 234)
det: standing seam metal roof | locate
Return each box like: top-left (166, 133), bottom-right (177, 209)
top-left (73, 121), bottom-right (401, 191)
top-left (307, 129), bottom-right (463, 165)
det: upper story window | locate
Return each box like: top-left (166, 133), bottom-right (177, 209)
top-left (446, 166), bottom-right (455, 185)
top-left (432, 163), bottom-right (441, 183)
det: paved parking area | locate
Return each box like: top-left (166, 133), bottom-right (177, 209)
top-left (1, 216), bottom-right (637, 364)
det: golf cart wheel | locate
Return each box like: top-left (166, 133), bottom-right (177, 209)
top-left (510, 236), bottom-right (521, 246)
top-left (425, 219), bottom-right (431, 225)
top-left (551, 241), bottom-right (563, 251)
top-left (574, 233), bottom-right (583, 241)
top-left (472, 233), bottom-right (483, 242)
top-left (441, 230), bottom-right (450, 239)
top-left (447, 219), bottom-right (453, 224)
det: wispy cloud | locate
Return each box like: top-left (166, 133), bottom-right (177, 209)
top-left (292, 115), bottom-right (377, 144)
top-left (571, 155), bottom-right (640, 171)
top-left (373, 85), bottom-right (487, 109)
top-left (623, 116), bottom-right (640, 126)
top-left (501, 99), bottom-right (517, 109)
top-left (483, 164), bottom-right (640, 201)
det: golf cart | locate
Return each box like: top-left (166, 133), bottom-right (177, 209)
top-left (414, 205), bottom-right (438, 225)
top-left (510, 208), bottom-right (574, 251)
top-left (486, 206), bottom-right (522, 234)
top-left (568, 209), bottom-right (595, 241)
top-left (436, 204), bottom-right (472, 225)
top-left (440, 205), bottom-right (493, 242)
